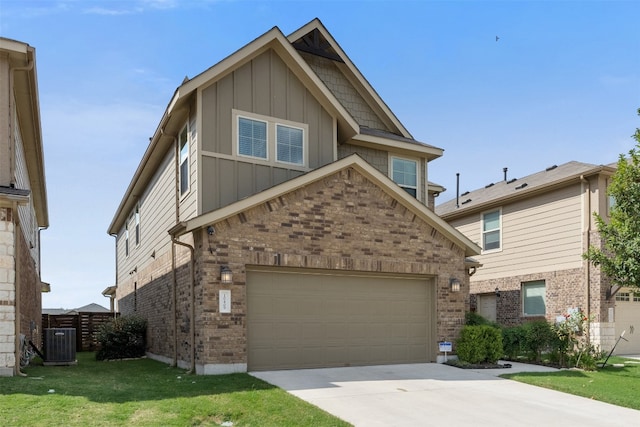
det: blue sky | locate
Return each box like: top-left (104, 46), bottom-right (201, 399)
top-left (1, 0), bottom-right (638, 309)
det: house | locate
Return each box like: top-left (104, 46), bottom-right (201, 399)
top-left (0, 38), bottom-right (49, 376)
top-left (108, 19), bottom-right (480, 374)
top-left (436, 161), bottom-right (640, 354)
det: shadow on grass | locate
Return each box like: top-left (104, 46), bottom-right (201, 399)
top-left (2, 352), bottom-right (277, 404)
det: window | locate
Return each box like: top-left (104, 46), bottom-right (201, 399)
top-left (523, 280), bottom-right (546, 316)
top-left (482, 210), bottom-right (501, 251)
top-left (125, 224), bottom-right (129, 257)
top-left (179, 125), bottom-right (189, 195)
top-left (276, 124), bottom-right (304, 165)
top-left (238, 117), bottom-right (267, 159)
top-left (616, 292), bottom-right (630, 302)
top-left (135, 205), bottom-right (140, 246)
top-left (391, 157), bottom-right (418, 197)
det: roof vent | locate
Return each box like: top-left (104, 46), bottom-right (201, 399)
top-left (507, 178), bottom-right (517, 184)
top-left (515, 183), bottom-right (528, 190)
top-left (461, 199), bottom-right (472, 205)
top-left (485, 183), bottom-right (494, 188)
top-left (546, 165), bottom-right (558, 171)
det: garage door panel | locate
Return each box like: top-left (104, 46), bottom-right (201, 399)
top-left (614, 292), bottom-right (640, 354)
top-left (247, 269), bottom-right (436, 370)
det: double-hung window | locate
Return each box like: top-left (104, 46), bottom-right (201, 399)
top-left (522, 280), bottom-right (546, 316)
top-left (238, 117), bottom-right (268, 159)
top-left (482, 209), bottom-right (501, 252)
top-left (179, 125), bottom-right (189, 195)
top-left (276, 124), bottom-right (304, 165)
top-left (391, 157), bottom-right (418, 198)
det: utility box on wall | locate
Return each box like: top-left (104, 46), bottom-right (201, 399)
top-left (43, 328), bottom-right (77, 366)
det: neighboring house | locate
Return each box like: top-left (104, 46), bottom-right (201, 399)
top-left (436, 161), bottom-right (640, 354)
top-left (108, 19), bottom-right (480, 374)
top-left (0, 38), bottom-right (49, 376)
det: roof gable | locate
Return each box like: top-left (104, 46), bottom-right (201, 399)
top-left (436, 161), bottom-right (616, 219)
top-left (173, 154), bottom-right (480, 257)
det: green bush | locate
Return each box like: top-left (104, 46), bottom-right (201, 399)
top-left (96, 315), bottom-right (147, 361)
top-left (456, 325), bottom-right (503, 364)
top-left (501, 326), bottom-right (525, 360)
top-left (522, 321), bottom-right (555, 362)
top-left (465, 311), bottom-right (499, 328)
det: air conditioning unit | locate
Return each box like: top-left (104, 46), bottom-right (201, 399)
top-left (43, 328), bottom-right (77, 366)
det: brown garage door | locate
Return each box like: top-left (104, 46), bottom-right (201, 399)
top-left (247, 268), bottom-right (436, 371)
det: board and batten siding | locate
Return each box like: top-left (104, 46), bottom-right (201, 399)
top-left (116, 148), bottom-right (177, 284)
top-left (452, 183), bottom-right (584, 281)
top-left (198, 49), bottom-right (336, 214)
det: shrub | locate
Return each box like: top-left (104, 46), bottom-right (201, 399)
top-left (456, 325), bottom-right (503, 364)
top-left (501, 326), bottom-right (525, 360)
top-left (465, 311), bottom-right (499, 328)
top-left (96, 315), bottom-right (147, 361)
top-left (521, 321), bottom-right (555, 362)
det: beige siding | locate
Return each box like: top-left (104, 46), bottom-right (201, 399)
top-left (116, 148), bottom-right (177, 284)
top-left (454, 184), bottom-right (584, 281)
top-left (199, 49), bottom-right (335, 214)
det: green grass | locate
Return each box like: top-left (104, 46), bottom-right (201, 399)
top-left (502, 356), bottom-right (640, 410)
top-left (0, 353), bottom-right (351, 427)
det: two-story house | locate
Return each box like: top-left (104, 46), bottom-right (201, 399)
top-left (108, 19), bottom-right (480, 374)
top-left (0, 38), bottom-right (49, 376)
top-left (436, 161), bottom-right (639, 354)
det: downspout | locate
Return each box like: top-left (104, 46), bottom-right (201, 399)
top-left (580, 175), bottom-right (591, 328)
top-left (172, 237), bottom-right (195, 374)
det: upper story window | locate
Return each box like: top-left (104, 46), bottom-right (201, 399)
top-left (276, 124), bottom-right (304, 165)
top-left (134, 205), bottom-right (140, 246)
top-left (234, 110), bottom-right (308, 167)
top-left (522, 280), bottom-right (546, 316)
top-left (238, 117), bottom-right (268, 159)
top-left (482, 209), bottom-right (501, 252)
top-left (125, 224), bottom-right (129, 257)
top-left (179, 125), bottom-right (189, 195)
top-left (391, 157), bottom-right (418, 198)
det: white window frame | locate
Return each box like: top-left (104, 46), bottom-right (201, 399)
top-left (522, 280), bottom-right (546, 317)
top-left (481, 208), bottom-right (502, 253)
top-left (237, 115), bottom-right (269, 161)
top-left (233, 109), bottom-right (308, 168)
top-left (124, 224), bottom-right (129, 257)
top-left (275, 123), bottom-right (305, 166)
top-left (179, 124), bottom-right (190, 196)
top-left (389, 155), bottom-right (420, 199)
top-left (134, 205), bottom-right (140, 246)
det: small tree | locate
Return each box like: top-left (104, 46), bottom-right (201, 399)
top-left (584, 108), bottom-right (640, 290)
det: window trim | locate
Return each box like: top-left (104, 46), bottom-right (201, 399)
top-left (233, 109), bottom-right (309, 169)
top-left (481, 208), bottom-right (502, 253)
top-left (522, 280), bottom-right (546, 317)
top-left (237, 115), bottom-right (269, 161)
top-left (389, 155), bottom-right (420, 200)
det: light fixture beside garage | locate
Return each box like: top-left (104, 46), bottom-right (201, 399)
top-left (449, 278), bottom-right (461, 292)
top-left (220, 266), bottom-right (233, 284)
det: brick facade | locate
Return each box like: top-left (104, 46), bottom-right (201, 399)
top-left (121, 167), bottom-right (470, 373)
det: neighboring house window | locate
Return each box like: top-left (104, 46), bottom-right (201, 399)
top-left (238, 116), bottom-right (268, 159)
top-left (522, 280), bottom-right (546, 316)
top-left (276, 124), bottom-right (304, 165)
top-left (179, 125), bottom-right (189, 195)
top-left (135, 205), bottom-right (140, 246)
top-left (616, 292), bottom-right (630, 302)
top-left (391, 157), bottom-right (418, 197)
top-left (482, 209), bottom-right (501, 251)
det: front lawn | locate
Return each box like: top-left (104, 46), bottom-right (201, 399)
top-left (0, 352), bottom-right (351, 427)
top-left (502, 356), bottom-right (640, 410)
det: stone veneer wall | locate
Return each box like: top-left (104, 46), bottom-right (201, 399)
top-left (191, 167), bottom-right (468, 372)
top-left (0, 208), bottom-right (16, 376)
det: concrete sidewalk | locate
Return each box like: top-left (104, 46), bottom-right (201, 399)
top-left (252, 362), bottom-right (639, 426)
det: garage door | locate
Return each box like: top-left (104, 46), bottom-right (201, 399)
top-left (247, 268), bottom-right (436, 371)
top-left (614, 289), bottom-right (640, 354)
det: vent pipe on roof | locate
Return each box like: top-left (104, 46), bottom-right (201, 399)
top-left (456, 173), bottom-right (460, 208)
top-left (503, 167), bottom-right (508, 181)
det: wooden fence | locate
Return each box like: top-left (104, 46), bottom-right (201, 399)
top-left (41, 312), bottom-right (118, 352)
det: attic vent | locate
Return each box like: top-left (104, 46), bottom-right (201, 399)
top-left (515, 183), bottom-right (528, 190)
top-left (485, 183), bottom-right (494, 188)
top-left (461, 191), bottom-right (470, 196)
top-left (461, 199), bottom-right (472, 205)
top-left (546, 165), bottom-right (558, 171)
top-left (507, 178), bottom-right (517, 184)
top-left (292, 28), bottom-right (344, 62)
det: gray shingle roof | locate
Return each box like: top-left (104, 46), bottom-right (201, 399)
top-left (436, 161), bottom-right (613, 217)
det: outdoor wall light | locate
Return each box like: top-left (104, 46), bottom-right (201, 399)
top-left (449, 278), bottom-right (461, 292)
top-left (495, 287), bottom-right (501, 298)
top-left (220, 266), bottom-right (233, 284)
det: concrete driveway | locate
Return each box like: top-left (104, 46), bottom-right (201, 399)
top-left (251, 362), bottom-right (639, 426)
